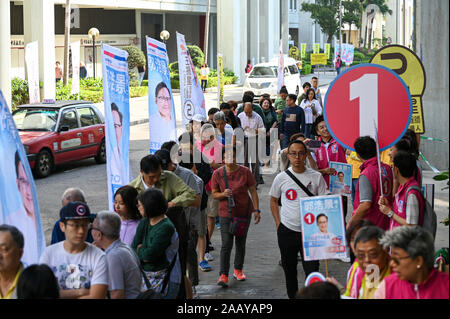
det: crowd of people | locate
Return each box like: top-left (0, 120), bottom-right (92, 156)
top-left (0, 82), bottom-right (448, 300)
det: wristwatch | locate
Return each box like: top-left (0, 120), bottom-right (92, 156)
top-left (387, 211), bottom-right (394, 218)
top-left (253, 209), bottom-right (261, 214)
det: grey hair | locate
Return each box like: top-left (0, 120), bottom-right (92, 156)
top-left (61, 188), bottom-right (86, 203)
top-left (354, 226), bottom-right (385, 247)
top-left (96, 211), bottom-right (121, 240)
top-left (0, 224), bottom-right (24, 249)
top-left (213, 111), bottom-right (226, 122)
top-left (201, 123), bottom-right (215, 136)
top-left (379, 226), bottom-right (435, 269)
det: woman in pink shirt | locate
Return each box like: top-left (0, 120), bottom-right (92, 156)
top-left (375, 226), bottom-right (449, 299)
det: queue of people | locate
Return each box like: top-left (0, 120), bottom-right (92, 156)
top-left (1, 83), bottom-right (448, 301)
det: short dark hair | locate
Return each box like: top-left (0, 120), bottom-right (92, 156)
top-left (354, 226), bottom-right (385, 248)
top-left (303, 82), bottom-right (311, 89)
top-left (208, 108), bottom-right (220, 116)
top-left (154, 149), bottom-right (172, 170)
top-left (345, 219), bottom-right (374, 248)
top-left (111, 103), bottom-right (123, 123)
top-left (137, 188), bottom-right (168, 219)
top-left (394, 138), bottom-right (411, 153)
top-left (287, 94), bottom-right (298, 102)
top-left (243, 91), bottom-right (255, 99)
top-left (242, 94), bottom-right (254, 104)
top-left (393, 150), bottom-right (417, 178)
top-left (220, 102), bottom-right (231, 110)
top-left (287, 140), bottom-right (307, 152)
top-left (316, 214), bottom-right (328, 223)
top-left (140, 155), bottom-right (161, 174)
top-left (0, 224), bottom-right (24, 249)
top-left (296, 282), bottom-right (341, 299)
top-left (313, 115), bottom-right (324, 135)
top-left (337, 172), bottom-right (344, 176)
top-left (279, 86), bottom-right (288, 94)
top-left (354, 136), bottom-right (377, 160)
top-left (290, 133), bottom-right (306, 142)
top-left (178, 132), bottom-right (194, 145)
top-left (403, 129), bottom-right (419, 159)
top-left (312, 76), bottom-right (318, 80)
top-left (161, 141), bottom-right (178, 156)
top-left (155, 81), bottom-right (169, 97)
top-left (17, 264), bottom-right (59, 299)
top-left (114, 185), bottom-right (141, 221)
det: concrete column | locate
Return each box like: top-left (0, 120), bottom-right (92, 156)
top-left (24, 0), bottom-right (56, 101)
top-left (217, 0), bottom-right (247, 84)
top-left (249, 0), bottom-right (260, 64)
top-left (280, 0), bottom-right (289, 54)
top-left (136, 10), bottom-right (142, 51)
top-left (0, 1), bottom-right (11, 107)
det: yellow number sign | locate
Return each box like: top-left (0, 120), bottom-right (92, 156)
top-left (310, 53), bottom-right (327, 66)
top-left (370, 45), bottom-right (426, 133)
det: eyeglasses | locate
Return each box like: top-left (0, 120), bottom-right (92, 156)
top-left (390, 255), bottom-right (411, 265)
top-left (89, 224), bottom-right (103, 233)
top-left (288, 151), bottom-right (306, 158)
top-left (157, 96), bottom-right (171, 102)
top-left (356, 249), bottom-right (382, 261)
top-left (66, 222), bottom-right (90, 229)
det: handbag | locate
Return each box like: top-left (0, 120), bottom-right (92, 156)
top-left (223, 166), bottom-right (250, 237)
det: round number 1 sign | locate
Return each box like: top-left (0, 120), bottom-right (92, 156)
top-left (324, 64), bottom-right (412, 152)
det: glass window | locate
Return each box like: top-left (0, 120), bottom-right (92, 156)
top-left (288, 65), bottom-right (299, 74)
top-left (60, 110), bottom-right (78, 130)
top-left (77, 107), bottom-right (99, 127)
top-left (13, 108), bottom-right (59, 132)
top-left (249, 66), bottom-right (278, 78)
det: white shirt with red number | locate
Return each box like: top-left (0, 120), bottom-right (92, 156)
top-left (269, 167), bottom-right (328, 232)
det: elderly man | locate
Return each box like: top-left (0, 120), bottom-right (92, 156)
top-left (238, 102), bottom-right (265, 185)
top-left (50, 188), bottom-right (95, 244)
top-left (91, 211), bottom-right (142, 299)
top-left (0, 225), bottom-right (24, 299)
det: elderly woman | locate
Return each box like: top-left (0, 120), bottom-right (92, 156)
top-left (375, 226), bottom-right (449, 299)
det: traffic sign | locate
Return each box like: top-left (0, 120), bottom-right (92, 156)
top-left (370, 45), bottom-right (426, 134)
top-left (324, 64), bottom-right (412, 152)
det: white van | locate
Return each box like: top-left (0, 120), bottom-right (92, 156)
top-left (243, 55), bottom-right (302, 100)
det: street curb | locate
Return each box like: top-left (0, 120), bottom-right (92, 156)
top-left (130, 118), bottom-right (149, 127)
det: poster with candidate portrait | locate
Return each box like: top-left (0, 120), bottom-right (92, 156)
top-left (146, 36), bottom-right (177, 154)
top-left (176, 32), bottom-right (206, 127)
top-left (101, 44), bottom-right (131, 211)
top-left (0, 90), bottom-right (45, 266)
top-left (334, 43), bottom-right (354, 66)
top-left (300, 195), bottom-right (347, 261)
top-left (329, 161), bottom-right (352, 196)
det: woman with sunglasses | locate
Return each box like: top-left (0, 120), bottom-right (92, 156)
top-left (375, 226), bottom-right (449, 299)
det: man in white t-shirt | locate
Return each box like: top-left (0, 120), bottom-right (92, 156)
top-left (269, 140), bottom-right (328, 299)
top-left (40, 202), bottom-right (108, 299)
top-left (308, 214), bottom-right (340, 260)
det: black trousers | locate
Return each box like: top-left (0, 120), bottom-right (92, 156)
top-left (277, 223), bottom-right (320, 299)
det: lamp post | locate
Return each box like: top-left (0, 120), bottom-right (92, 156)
top-left (88, 27), bottom-right (100, 78)
top-left (160, 30), bottom-right (170, 44)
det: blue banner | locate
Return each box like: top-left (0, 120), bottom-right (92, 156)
top-left (101, 44), bottom-right (131, 211)
top-left (300, 195), bottom-right (347, 261)
top-left (146, 36), bottom-right (177, 154)
top-left (329, 161), bottom-right (353, 196)
top-left (0, 90), bottom-right (45, 266)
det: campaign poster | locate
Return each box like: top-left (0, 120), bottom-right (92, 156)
top-left (25, 41), bottom-right (40, 104)
top-left (71, 41), bottom-right (81, 95)
top-left (277, 42), bottom-right (284, 94)
top-left (335, 43), bottom-right (354, 65)
top-left (329, 161), bottom-right (352, 196)
top-left (217, 53), bottom-right (225, 107)
top-left (146, 36), bottom-right (177, 154)
top-left (176, 32), bottom-right (206, 126)
top-left (101, 44), bottom-right (131, 211)
top-left (0, 90), bottom-right (45, 266)
top-left (314, 43), bottom-right (320, 54)
top-left (300, 195), bottom-right (347, 261)
top-left (301, 43), bottom-right (307, 59)
top-left (324, 43), bottom-right (331, 59)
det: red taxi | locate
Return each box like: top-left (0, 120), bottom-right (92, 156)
top-left (13, 100), bottom-right (106, 178)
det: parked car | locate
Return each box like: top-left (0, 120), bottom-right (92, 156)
top-left (243, 55), bottom-right (302, 100)
top-left (13, 100), bottom-right (106, 178)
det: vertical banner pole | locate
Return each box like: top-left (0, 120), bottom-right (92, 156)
top-left (374, 120), bottom-right (384, 194)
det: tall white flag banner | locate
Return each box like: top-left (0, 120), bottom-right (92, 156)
top-left (146, 36), bottom-right (177, 154)
top-left (101, 44), bottom-right (131, 211)
top-left (176, 32), bottom-right (206, 127)
top-left (277, 41), bottom-right (285, 94)
top-left (25, 41), bottom-right (40, 103)
top-left (71, 41), bottom-right (81, 95)
top-left (0, 90), bottom-right (46, 266)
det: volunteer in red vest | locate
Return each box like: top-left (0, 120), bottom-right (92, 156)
top-left (347, 136), bottom-right (393, 231)
top-left (378, 151), bottom-right (424, 230)
top-left (313, 115), bottom-right (347, 189)
top-left (375, 226), bottom-right (449, 299)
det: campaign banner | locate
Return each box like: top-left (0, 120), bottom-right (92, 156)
top-left (310, 54), bottom-right (327, 66)
top-left (300, 195), bottom-right (347, 261)
top-left (71, 41), bottom-right (81, 95)
top-left (301, 43), bottom-right (307, 59)
top-left (176, 32), bottom-right (206, 126)
top-left (25, 41), bottom-right (40, 104)
top-left (277, 42), bottom-right (284, 94)
top-left (101, 44), bottom-right (131, 211)
top-left (0, 90), bottom-right (45, 266)
top-left (335, 43), bottom-right (354, 65)
top-left (146, 36), bottom-right (177, 154)
top-left (314, 43), bottom-right (320, 54)
top-left (329, 161), bottom-right (352, 196)
top-left (217, 53), bottom-right (225, 107)
top-left (324, 43), bottom-right (331, 59)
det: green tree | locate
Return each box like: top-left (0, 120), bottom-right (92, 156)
top-left (343, 0), bottom-right (363, 44)
top-left (301, 0), bottom-right (340, 45)
top-left (187, 45), bottom-right (205, 68)
top-left (122, 45), bottom-right (146, 81)
top-left (362, 0), bottom-right (392, 15)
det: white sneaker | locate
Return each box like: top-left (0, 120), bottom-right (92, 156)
top-left (204, 252), bottom-right (214, 261)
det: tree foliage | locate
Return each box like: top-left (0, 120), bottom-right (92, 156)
top-left (343, 0), bottom-right (363, 43)
top-left (301, 0), bottom-right (340, 45)
top-left (187, 45), bottom-right (205, 68)
top-left (362, 0), bottom-right (392, 15)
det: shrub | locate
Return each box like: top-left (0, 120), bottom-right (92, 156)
top-left (123, 46), bottom-right (146, 82)
top-left (187, 45), bottom-right (205, 68)
top-left (353, 51), bottom-right (366, 62)
top-left (169, 62), bottom-right (179, 73)
top-left (11, 78), bottom-right (30, 110)
top-left (301, 64), bottom-right (312, 75)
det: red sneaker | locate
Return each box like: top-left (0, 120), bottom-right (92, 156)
top-left (217, 274), bottom-right (229, 287)
top-left (233, 269), bottom-right (247, 281)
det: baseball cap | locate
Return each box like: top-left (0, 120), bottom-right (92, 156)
top-left (60, 202), bottom-right (91, 221)
top-left (192, 114), bottom-right (206, 123)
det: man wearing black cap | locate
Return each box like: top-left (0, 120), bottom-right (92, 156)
top-left (39, 202), bottom-right (108, 299)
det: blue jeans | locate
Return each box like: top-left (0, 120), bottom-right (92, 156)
top-left (201, 80), bottom-right (207, 91)
top-left (305, 124), bottom-right (313, 139)
top-left (351, 178), bottom-right (358, 204)
top-left (163, 282), bottom-right (180, 299)
top-left (281, 134), bottom-right (291, 150)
